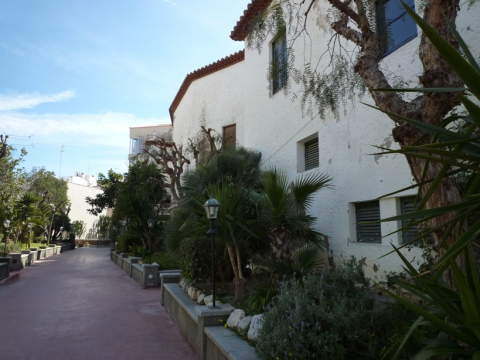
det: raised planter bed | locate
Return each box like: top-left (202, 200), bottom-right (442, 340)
top-left (162, 283), bottom-right (257, 360)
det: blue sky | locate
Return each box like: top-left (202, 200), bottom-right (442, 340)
top-left (0, 0), bottom-right (250, 178)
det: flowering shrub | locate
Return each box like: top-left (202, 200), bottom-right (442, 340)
top-left (256, 259), bottom-right (378, 359)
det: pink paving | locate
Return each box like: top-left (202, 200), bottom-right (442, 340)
top-left (0, 248), bottom-right (196, 360)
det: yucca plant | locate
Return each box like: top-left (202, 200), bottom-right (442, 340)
top-left (370, 3), bottom-right (480, 358)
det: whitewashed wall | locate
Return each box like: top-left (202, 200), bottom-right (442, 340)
top-left (172, 60), bottom-right (246, 168)
top-left (171, 0), bottom-right (480, 278)
top-left (67, 183), bottom-right (106, 238)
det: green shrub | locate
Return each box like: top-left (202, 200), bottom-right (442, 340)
top-left (177, 237), bottom-right (211, 283)
top-left (256, 259), bottom-right (377, 359)
top-left (241, 281), bottom-right (279, 315)
top-left (1, 243), bottom-right (22, 255)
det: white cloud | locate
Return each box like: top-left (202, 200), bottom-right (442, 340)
top-left (0, 90), bottom-right (75, 111)
top-left (0, 111), bottom-right (171, 148)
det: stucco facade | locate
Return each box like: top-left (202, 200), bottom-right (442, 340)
top-left (170, 0), bottom-right (480, 278)
top-left (67, 181), bottom-right (106, 238)
top-left (129, 124), bottom-right (173, 165)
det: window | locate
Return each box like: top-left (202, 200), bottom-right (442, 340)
top-left (223, 124), bottom-right (236, 147)
top-left (377, 0), bottom-right (417, 56)
top-left (271, 30), bottom-right (287, 94)
top-left (304, 138), bottom-right (319, 171)
top-left (356, 201), bottom-right (382, 243)
top-left (130, 137), bottom-right (144, 155)
top-left (400, 196), bottom-right (432, 244)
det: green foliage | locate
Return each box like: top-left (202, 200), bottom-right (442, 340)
top-left (246, 1), bottom-right (366, 119)
top-left (165, 146), bottom-right (263, 287)
top-left (112, 161), bottom-right (168, 250)
top-left (256, 259), bottom-right (377, 359)
top-left (71, 220), bottom-right (86, 238)
top-left (243, 281), bottom-right (279, 315)
top-left (86, 169), bottom-right (123, 216)
top-left (93, 215), bottom-right (111, 239)
top-left (25, 167), bottom-right (70, 212)
top-left (370, 7), bottom-right (480, 358)
top-left (143, 252), bottom-right (180, 269)
top-left (1, 242), bottom-right (22, 255)
top-left (0, 145), bottom-right (27, 224)
top-left (177, 237), bottom-right (212, 283)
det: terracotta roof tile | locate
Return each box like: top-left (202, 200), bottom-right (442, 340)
top-left (230, 0), bottom-right (273, 41)
top-left (169, 50), bottom-right (245, 123)
top-left (129, 124), bottom-right (172, 129)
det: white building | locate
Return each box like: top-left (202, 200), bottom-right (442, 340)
top-left (169, 0), bottom-right (479, 277)
top-left (64, 172), bottom-right (106, 238)
top-left (129, 124), bottom-right (173, 165)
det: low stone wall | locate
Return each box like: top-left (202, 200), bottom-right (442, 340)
top-left (76, 239), bottom-right (111, 247)
top-left (162, 284), bottom-right (256, 360)
top-left (0, 257), bottom-right (11, 281)
top-left (110, 250), bottom-right (159, 289)
top-left (10, 253), bottom-right (29, 271)
top-left (45, 247), bottom-right (54, 257)
top-left (5, 244), bottom-right (65, 271)
top-left (205, 326), bottom-right (258, 360)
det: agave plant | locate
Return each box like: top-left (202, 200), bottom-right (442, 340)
top-left (370, 3), bottom-right (480, 358)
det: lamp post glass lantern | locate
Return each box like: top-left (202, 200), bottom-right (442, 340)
top-left (203, 196), bottom-right (220, 308)
top-left (3, 219), bottom-right (11, 257)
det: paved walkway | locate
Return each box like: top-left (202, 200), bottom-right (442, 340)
top-left (0, 248), bottom-right (196, 360)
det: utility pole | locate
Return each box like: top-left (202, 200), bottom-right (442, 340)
top-left (59, 145), bottom-right (65, 178)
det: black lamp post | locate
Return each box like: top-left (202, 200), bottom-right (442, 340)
top-left (147, 218), bottom-right (154, 264)
top-left (112, 226), bottom-right (117, 250)
top-left (203, 196), bottom-right (220, 308)
top-left (3, 219), bottom-right (10, 257)
top-left (28, 222), bottom-right (32, 249)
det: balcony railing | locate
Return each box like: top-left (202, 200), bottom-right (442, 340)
top-left (146, 131), bottom-right (173, 142)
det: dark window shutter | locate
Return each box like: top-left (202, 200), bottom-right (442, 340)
top-left (356, 201), bottom-right (382, 243)
top-left (401, 196), bottom-right (419, 244)
top-left (223, 124), bottom-right (236, 147)
top-left (305, 138), bottom-right (319, 171)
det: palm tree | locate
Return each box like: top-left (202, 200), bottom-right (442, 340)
top-left (256, 169), bottom-right (332, 261)
top-left (12, 193), bottom-right (40, 244)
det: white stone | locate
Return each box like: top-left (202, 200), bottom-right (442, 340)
top-left (227, 309), bottom-right (245, 330)
top-left (178, 279), bottom-right (185, 288)
top-left (203, 295), bottom-right (222, 306)
top-left (197, 293), bottom-right (205, 305)
top-left (247, 314), bottom-right (264, 341)
top-left (238, 316), bottom-right (252, 335)
top-left (188, 287), bottom-right (198, 301)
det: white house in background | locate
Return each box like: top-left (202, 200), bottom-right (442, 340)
top-left (129, 124), bottom-right (173, 165)
top-left (169, 0), bottom-right (480, 278)
top-left (64, 172), bottom-right (107, 238)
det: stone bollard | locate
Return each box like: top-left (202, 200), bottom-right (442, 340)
top-left (0, 257), bottom-right (11, 280)
top-left (21, 250), bottom-right (32, 266)
top-left (143, 264), bottom-right (160, 289)
top-left (159, 271), bottom-right (182, 306)
top-left (29, 248), bottom-right (38, 264)
top-left (195, 305), bottom-right (235, 360)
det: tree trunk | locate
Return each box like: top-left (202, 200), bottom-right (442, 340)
top-left (342, 0), bottom-right (464, 286)
top-left (234, 278), bottom-right (246, 300)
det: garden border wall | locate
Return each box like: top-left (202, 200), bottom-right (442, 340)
top-left (110, 250), bottom-right (159, 289)
top-left (162, 283), bottom-right (258, 360)
top-left (0, 244), bottom-right (73, 280)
